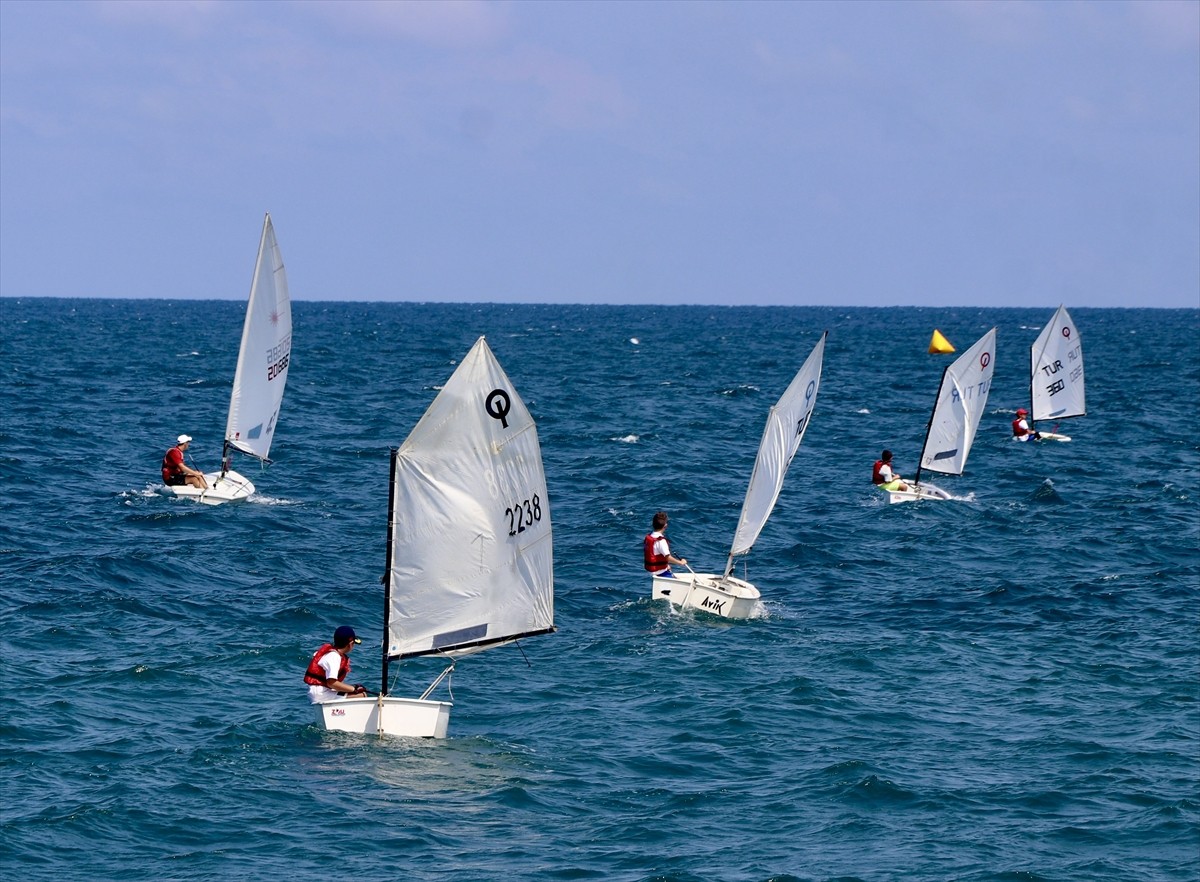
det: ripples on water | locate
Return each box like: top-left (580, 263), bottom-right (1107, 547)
top-left (1, 300), bottom-right (1197, 882)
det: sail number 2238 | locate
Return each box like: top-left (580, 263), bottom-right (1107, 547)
top-left (505, 494), bottom-right (543, 536)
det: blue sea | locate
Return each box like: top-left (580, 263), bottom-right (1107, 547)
top-left (1, 299), bottom-right (1197, 882)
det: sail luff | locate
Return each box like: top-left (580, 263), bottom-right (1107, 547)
top-left (224, 213), bottom-right (291, 463)
top-left (1028, 336), bottom-right (1036, 420)
top-left (380, 447), bottom-right (400, 697)
top-left (727, 332), bottom-right (826, 560)
top-left (913, 363), bottom-right (949, 487)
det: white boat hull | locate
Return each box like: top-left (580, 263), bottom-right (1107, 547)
top-left (651, 572), bottom-right (761, 619)
top-left (163, 469), bottom-right (256, 505)
top-left (1012, 432), bottom-right (1072, 443)
top-left (883, 481), bottom-right (954, 504)
top-left (315, 695), bottom-right (452, 739)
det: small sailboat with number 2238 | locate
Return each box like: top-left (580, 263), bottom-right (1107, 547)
top-left (315, 337), bottom-right (555, 738)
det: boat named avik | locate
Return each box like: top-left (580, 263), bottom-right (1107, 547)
top-left (654, 332), bottom-right (827, 619)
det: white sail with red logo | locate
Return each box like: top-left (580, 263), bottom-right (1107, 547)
top-left (1030, 305), bottom-right (1084, 440)
top-left (917, 327), bottom-right (997, 479)
top-left (884, 328), bottom-right (996, 504)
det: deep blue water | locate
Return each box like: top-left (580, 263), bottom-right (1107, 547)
top-left (1, 299), bottom-right (1197, 882)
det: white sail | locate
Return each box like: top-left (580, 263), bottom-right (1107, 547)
top-left (1030, 305), bottom-right (1085, 422)
top-left (387, 337), bottom-right (554, 660)
top-left (919, 328), bottom-right (996, 477)
top-left (729, 332), bottom-right (826, 561)
top-left (225, 213), bottom-right (291, 461)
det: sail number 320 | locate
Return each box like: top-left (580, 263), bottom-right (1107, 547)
top-left (505, 494), bottom-right (543, 536)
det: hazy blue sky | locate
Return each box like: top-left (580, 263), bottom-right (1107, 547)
top-left (2, 0), bottom-right (1197, 307)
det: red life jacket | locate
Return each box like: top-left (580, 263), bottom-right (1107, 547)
top-left (1012, 417), bottom-right (1030, 438)
top-left (162, 447), bottom-right (184, 483)
top-left (872, 460), bottom-right (887, 485)
top-left (644, 533), bottom-right (669, 572)
top-left (303, 643), bottom-right (349, 686)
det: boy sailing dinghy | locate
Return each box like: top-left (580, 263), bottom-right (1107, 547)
top-left (315, 337), bottom-right (555, 738)
top-left (652, 332), bottom-right (826, 620)
top-left (884, 328), bottom-right (996, 504)
top-left (1027, 305), bottom-right (1084, 442)
top-left (167, 213), bottom-right (291, 505)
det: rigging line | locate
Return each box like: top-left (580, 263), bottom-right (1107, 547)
top-left (184, 451), bottom-right (211, 498)
top-left (678, 561), bottom-right (701, 612)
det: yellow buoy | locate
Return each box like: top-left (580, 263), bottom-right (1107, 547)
top-left (928, 329), bottom-right (955, 354)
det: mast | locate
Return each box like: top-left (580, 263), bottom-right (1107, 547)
top-left (380, 447), bottom-right (399, 697)
top-left (1028, 337), bottom-right (1036, 432)
top-left (914, 364), bottom-right (951, 487)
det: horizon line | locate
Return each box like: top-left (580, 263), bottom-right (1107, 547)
top-left (3, 294), bottom-right (1195, 311)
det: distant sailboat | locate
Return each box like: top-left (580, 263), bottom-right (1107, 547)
top-left (166, 213), bottom-right (291, 504)
top-left (1027, 305), bottom-right (1084, 442)
top-left (883, 328), bottom-right (996, 504)
top-left (652, 332), bottom-right (826, 619)
top-left (314, 337), bottom-right (555, 738)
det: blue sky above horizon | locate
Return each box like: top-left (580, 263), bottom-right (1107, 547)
top-left (2, 0), bottom-right (1197, 308)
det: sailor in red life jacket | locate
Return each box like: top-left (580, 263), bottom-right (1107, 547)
top-left (304, 625), bottom-right (368, 703)
top-left (644, 511), bottom-right (687, 578)
top-left (1011, 408), bottom-right (1041, 442)
top-left (161, 434), bottom-right (209, 489)
top-left (871, 450), bottom-right (909, 492)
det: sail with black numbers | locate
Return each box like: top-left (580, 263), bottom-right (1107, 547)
top-left (385, 337), bottom-right (555, 661)
top-left (1031, 305), bottom-right (1085, 424)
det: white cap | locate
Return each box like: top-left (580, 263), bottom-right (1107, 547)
top-left (177, 434), bottom-right (193, 444)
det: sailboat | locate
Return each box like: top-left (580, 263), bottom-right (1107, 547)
top-left (883, 328), bottom-right (996, 504)
top-left (652, 332), bottom-right (826, 620)
top-left (315, 337), bottom-right (555, 739)
top-left (1027, 305), bottom-right (1084, 442)
top-left (166, 213), bottom-right (291, 505)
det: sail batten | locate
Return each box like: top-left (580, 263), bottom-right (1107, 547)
top-left (224, 213), bottom-right (291, 463)
top-left (390, 626), bottom-right (557, 661)
top-left (918, 328), bottom-right (996, 477)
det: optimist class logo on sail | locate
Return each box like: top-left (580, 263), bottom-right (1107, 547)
top-left (266, 334), bottom-right (292, 382)
top-left (950, 348), bottom-right (993, 405)
top-left (483, 386), bottom-right (545, 538)
top-left (486, 388), bottom-right (512, 428)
